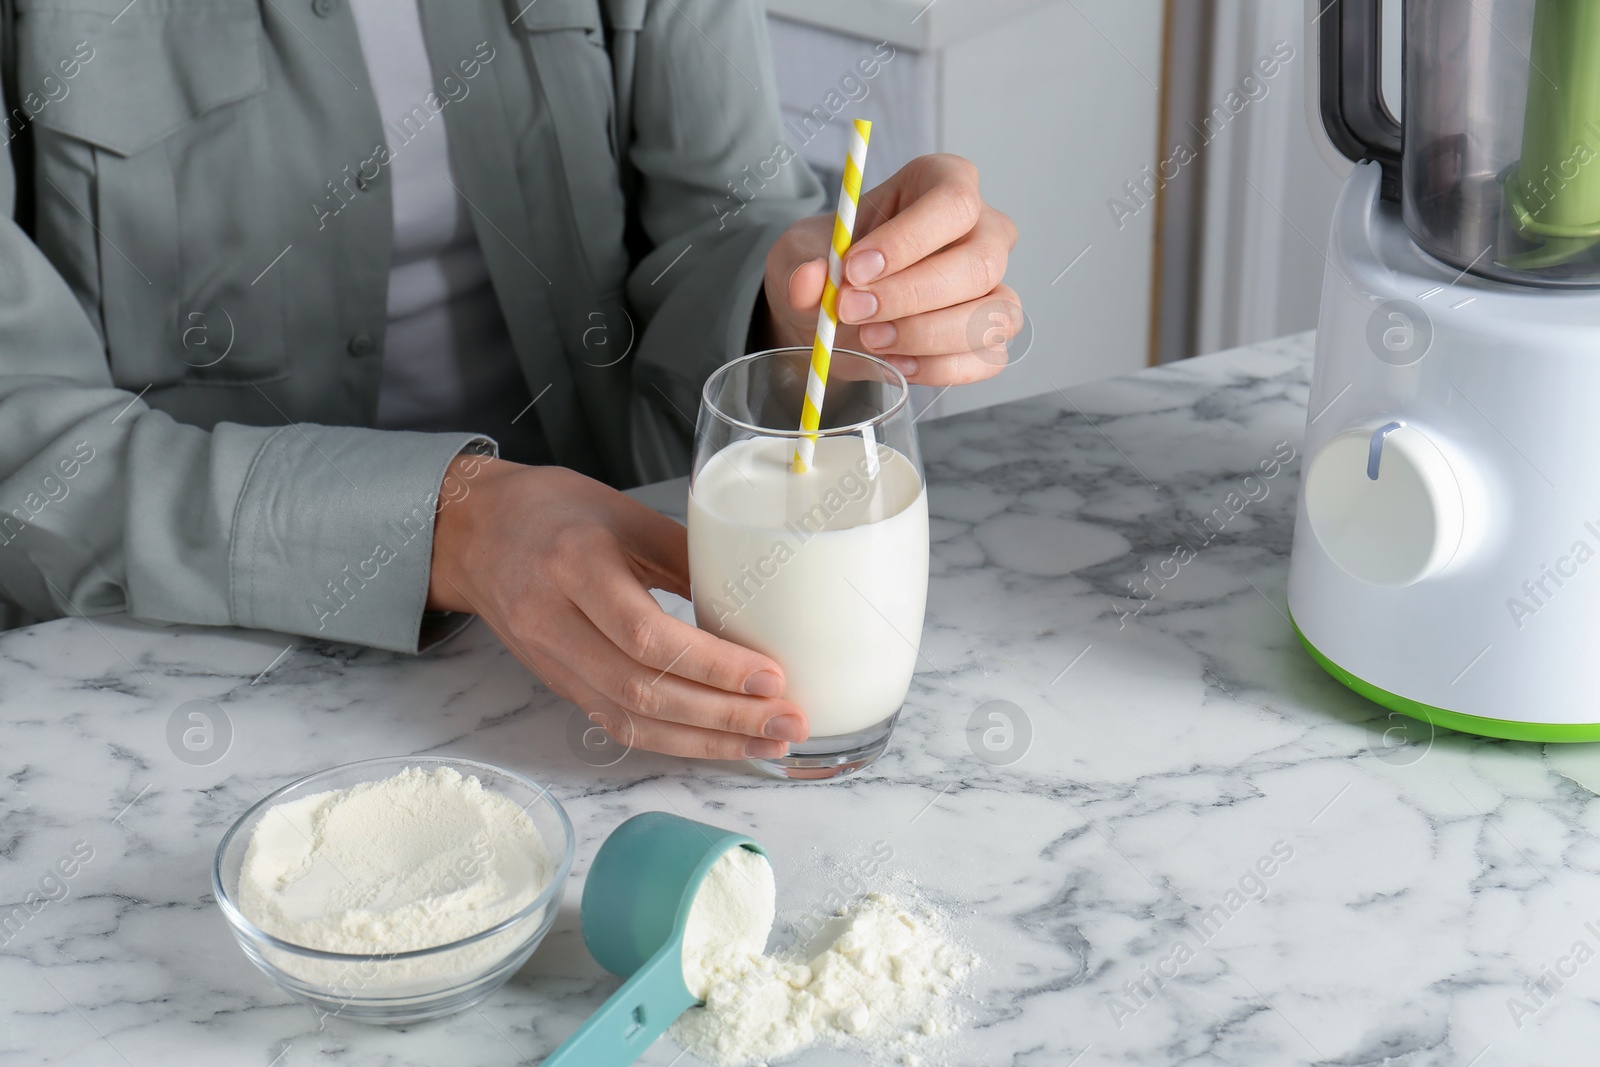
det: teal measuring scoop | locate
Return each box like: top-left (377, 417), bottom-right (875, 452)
top-left (541, 811), bottom-right (766, 1066)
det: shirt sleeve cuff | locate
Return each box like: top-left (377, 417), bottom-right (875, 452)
top-left (229, 426), bottom-right (498, 653)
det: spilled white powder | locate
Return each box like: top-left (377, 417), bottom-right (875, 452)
top-left (672, 851), bottom-right (976, 1066)
top-left (235, 766), bottom-right (553, 991)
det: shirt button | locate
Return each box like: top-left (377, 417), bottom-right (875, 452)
top-left (347, 333), bottom-right (376, 357)
top-left (311, 0), bottom-right (338, 16)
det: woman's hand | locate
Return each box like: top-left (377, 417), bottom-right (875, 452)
top-left (426, 455), bottom-right (808, 761)
top-left (764, 153), bottom-right (1023, 386)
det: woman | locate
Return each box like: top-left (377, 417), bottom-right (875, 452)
top-left (0, 0), bottom-right (1020, 759)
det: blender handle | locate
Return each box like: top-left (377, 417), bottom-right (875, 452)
top-left (1319, 0), bottom-right (1402, 200)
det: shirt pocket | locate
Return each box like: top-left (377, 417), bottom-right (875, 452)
top-left (514, 0), bottom-right (606, 35)
top-left (15, 0), bottom-right (287, 388)
top-left (510, 0), bottom-right (628, 291)
top-left (513, 0), bottom-right (615, 167)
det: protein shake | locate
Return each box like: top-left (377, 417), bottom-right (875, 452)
top-left (688, 433), bottom-right (929, 737)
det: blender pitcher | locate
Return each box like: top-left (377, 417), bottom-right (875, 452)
top-left (1323, 0), bottom-right (1600, 285)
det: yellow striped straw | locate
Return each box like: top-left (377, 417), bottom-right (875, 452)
top-left (793, 118), bottom-right (872, 473)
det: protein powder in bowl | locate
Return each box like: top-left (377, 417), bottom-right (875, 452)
top-left (213, 756), bottom-right (575, 1025)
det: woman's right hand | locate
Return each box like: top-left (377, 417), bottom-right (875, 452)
top-left (425, 454), bottom-right (810, 761)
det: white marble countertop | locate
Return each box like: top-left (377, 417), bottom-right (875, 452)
top-left (6, 330), bottom-right (1599, 1066)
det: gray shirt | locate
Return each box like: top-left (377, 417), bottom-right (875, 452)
top-left (0, 0), bottom-right (824, 652)
top-left (348, 0), bottom-right (548, 465)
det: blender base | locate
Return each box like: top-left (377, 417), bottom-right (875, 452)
top-left (1292, 616), bottom-right (1600, 744)
top-left (1288, 163), bottom-right (1600, 742)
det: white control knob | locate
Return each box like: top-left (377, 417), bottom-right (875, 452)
top-left (1303, 421), bottom-right (1465, 587)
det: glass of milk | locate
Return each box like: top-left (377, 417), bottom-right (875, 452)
top-left (688, 348), bottom-right (929, 780)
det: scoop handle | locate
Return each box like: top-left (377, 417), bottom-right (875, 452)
top-left (540, 938), bottom-right (698, 1067)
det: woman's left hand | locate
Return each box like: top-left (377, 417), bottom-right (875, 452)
top-left (764, 153), bottom-right (1022, 386)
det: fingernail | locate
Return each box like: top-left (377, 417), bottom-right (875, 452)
top-left (763, 714), bottom-right (808, 742)
top-left (838, 289), bottom-right (877, 324)
top-left (859, 322), bottom-right (897, 350)
top-left (744, 670), bottom-right (783, 697)
top-left (886, 355), bottom-right (919, 378)
top-left (745, 738), bottom-right (789, 759)
top-left (785, 263), bottom-right (806, 299)
top-left (847, 249), bottom-right (885, 285)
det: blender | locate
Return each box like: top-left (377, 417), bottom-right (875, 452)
top-left (1289, 0), bottom-right (1600, 739)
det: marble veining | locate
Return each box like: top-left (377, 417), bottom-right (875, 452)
top-left (5, 331), bottom-right (1600, 1065)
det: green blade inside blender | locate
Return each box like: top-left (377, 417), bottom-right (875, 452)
top-left (1504, 0), bottom-right (1600, 269)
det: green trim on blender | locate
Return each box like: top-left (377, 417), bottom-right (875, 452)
top-left (1290, 616), bottom-right (1600, 743)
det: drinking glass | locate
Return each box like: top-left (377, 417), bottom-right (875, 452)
top-left (688, 347), bottom-right (929, 780)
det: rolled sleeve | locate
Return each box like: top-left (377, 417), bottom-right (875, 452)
top-left (229, 426), bottom-right (496, 653)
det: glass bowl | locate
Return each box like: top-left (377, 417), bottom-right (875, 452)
top-left (213, 756), bottom-right (575, 1025)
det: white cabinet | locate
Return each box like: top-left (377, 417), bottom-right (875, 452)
top-left (765, 0), bottom-right (1165, 419)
